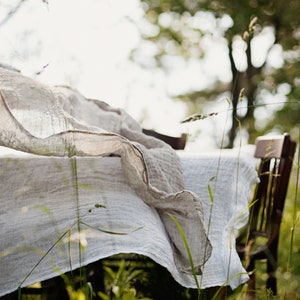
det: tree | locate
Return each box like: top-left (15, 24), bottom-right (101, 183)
top-left (0, 0), bottom-right (29, 27)
top-left (137, 0), bottom-right (300, 147)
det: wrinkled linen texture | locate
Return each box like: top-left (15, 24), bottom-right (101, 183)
top-left (0, 67), bottom-right (212, 294)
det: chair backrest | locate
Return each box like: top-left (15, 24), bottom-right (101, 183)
top-left (249, 133), bottom-right (297, 244)
top-left (142, 128), bottom-right (187, 150)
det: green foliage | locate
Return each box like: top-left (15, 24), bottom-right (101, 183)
top-left (17, 160), bottom-right (300, 299)
top-left (229, 149), bottom-right (300, 299)
top-left (167, 213), bottom-right (201, 296)
top-left (98, 259), bottom-right (149, 300)
top-left (139, 0), bottom-right (300, 146)
top-left (96, 255), bottom-right (200, 300)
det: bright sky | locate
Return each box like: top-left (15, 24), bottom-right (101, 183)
top-left (0, 0), bottom-right (284, 150)
top-left (1, 0), bottom-right (190, 137)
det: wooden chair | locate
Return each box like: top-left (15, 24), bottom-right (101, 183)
top-left (142, 128), bottom-right (187, 150)
top-left (237, 133), bottom-right (297, 297)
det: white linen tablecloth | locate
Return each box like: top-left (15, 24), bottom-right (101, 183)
top-left (0, 146), bottom-right (258, 297)
top-left (0, 66), bottom-right (212, 279)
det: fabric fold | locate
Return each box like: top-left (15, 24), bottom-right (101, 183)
top-left (0, 67), bottom-right (212, 274)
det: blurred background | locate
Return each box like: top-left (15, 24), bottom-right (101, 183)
top-left (0, 0), bottom-right (299, 151)
top-left (1, 1), bottom-right (299, 298)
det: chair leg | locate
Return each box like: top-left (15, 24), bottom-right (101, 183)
top-left (41, 277), bottom-right (69, 300)
top-left (245, 272), bottom-right (256, 300)
top-left (266, 258), bottom-right (277, 296)
top-left (0, 291), bottom-right (18, 300)
top-left (245, 260), bottom-right (256, 300)
top-left (206, 286), bottom-right (229, 299)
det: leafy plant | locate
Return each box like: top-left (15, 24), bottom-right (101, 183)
top-left (98, 259), bottom-right (150, 300)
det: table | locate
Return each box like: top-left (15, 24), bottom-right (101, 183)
top-left (0, 145), bottom-right (258, 297)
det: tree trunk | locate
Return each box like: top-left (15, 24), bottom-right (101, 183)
top-left (228, 37), bottom-right (261, 147)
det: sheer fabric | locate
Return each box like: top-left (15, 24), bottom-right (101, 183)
top-left (0, 67), bottom-right (212, 275)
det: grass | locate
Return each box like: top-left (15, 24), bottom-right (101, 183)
top-left (228, 151), bottom-right (300, 299)
top-left (276, 163), bottom-right (300, 299)
top-left (97, 136), bottom-right (300, 300)
top-left (11, 142), bottom-right (300, 300)
top-left (4, 116), bottom-right (299, 300)
top-left (18, 162), bottom-right (299, 300)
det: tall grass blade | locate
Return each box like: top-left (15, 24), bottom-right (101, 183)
top-left (166, 213), bottom-right (201, 299)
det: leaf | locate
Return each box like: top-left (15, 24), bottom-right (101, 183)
top-left (207, 184), bottom-right (214, 205)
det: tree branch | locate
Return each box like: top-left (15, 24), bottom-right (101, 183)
top-left (0, 0), bottom-right (28, 28)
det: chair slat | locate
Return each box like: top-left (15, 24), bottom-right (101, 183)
top-left (142, 128), bottom-right (187, 150)
top-left (237, 133), bottom-right (297, 297)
